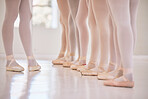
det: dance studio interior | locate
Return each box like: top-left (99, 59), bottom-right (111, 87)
top-left (0, 0), bottom-right (148, 99)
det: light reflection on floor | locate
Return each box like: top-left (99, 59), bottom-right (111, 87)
top-left (0, 59), bottom-right (148, 99)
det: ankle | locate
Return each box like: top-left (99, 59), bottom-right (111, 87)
top-left (79, 60), bottom-right (86, 65)
top-left (69, 53), bottom-right (75, 61)
top-left (122, 68), bottom-right (133, 74)
top-left (124, 73), bottom-right (133, 81)
top-left (58, 51), bottom-right (65, 58)
top-left (69, 56), bottom-right (75, 61)
top-left (27, 56), bottom-right (36, 62)
top-left (6, 55), bottom-right (14, 60)
top-left (79, 56), bottom-right (86, 65)
top-left (86, 61), bottom-right (97, 69)
top-left (108, 62), bottom-right (116, 72)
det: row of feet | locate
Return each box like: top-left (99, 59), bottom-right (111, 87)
top-left (52, 56), bottom-right (134, 88)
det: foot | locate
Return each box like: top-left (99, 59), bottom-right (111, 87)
top-left (70, 56), bottom-right (86, 70)
top-left (52, 56), bottom-right (67, 65)
top-left (98, 67), bottom-right (123, 80)
top-left (78, 61), bottom-right (96, 71)
top-left (81, 67), bottom-right (98, 76)
top-left (57, 51), bottom-right (65, 59)
top-left (63, 55), bottom-right (75, 67)
top-left (52, 51), bottom-right (65, 65)
top-left (104, 73), bottom-right (134, 88)
top-left (27, 56), bottom-right (41, 71)
top-left (6, 55), bottom-right (24, 72)
top-left (107, 62), bottom-right (116, 73)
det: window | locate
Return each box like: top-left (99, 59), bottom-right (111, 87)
top-left (14, 0), bottom-right (58, 29)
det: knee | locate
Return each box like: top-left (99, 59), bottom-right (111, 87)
top-left (61, 16), bottom-right (68, 26)
top-left (68, 16), bottom-right (74, 26)
top-left (19, 11), bottom-right (32, 22)
top-left (4, 12), bottom-right (18, 23)
top-left (88, 16), bottom-right (97, 29)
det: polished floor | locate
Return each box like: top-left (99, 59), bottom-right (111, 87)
top-left (0, 57), bottom-right (148, 99)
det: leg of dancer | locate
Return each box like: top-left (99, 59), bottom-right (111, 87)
top-left (77, 0), bottom-right (99, 75)
top-left (108, 17), bottom-right (116, 72)
top-left (19, 0), bottom-right (41, 71)
top-left (76, 0), bottom-right (89, 66)
top-left (63, 0), bottom-right (80, 67)
top-left (104, 0), bottom-right (137, 88)
top-left (2, 0), bottom-right (41, 72)
top-left (52, 15), bottom-right (70, 65)
top-left (71, 0), bottom-right (89, 70)
top-left (81, 0), bottom-right (111, 76)
top-left (53, 0), bottom-right (70, 65)
top-left (97, 1), bottom-right (122, 80)
top-left (58, 16), bottom-right (67, 58)
top-left (130, 0), bottom-right (140, 48)
top-left (102, 0), bottom-right (139, 81)
top-left (2, 0), bottom-right (24, 72)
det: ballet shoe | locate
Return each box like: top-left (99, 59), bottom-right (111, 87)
top-left (6, 55), bottom-right (24, 72)
top-left (97, 72), bottom-right (114, 80)
top-left (77, 61), bottom-right (96, 72)
top-left (70, 64), bottom-right (86, 71)
top-left (70, 59), bottom-right (80, 69)
top-left (28, 56), bottom-right (41, 72)
top-left (97, 66), bottom-right (106, 74)
top-left (77, 66), bottom-right (86, 72)
top-left (81, 66), bottom-right (105, 76)
top-left (80, 61), bottom-right (98, 76)
top-left (63, 62), bottom-right (73, 68)
top-left (28, 65), bottom-right (41, 72)
top-left (81, 70), bottom-right (98, 76)
top-left (70, 56), bottom-right (86, 70)
top-left (52, 59), bottom-right (63, 65)
top-left (98, 67), bottom-right (123, 80)
top-left (52, 56), bottom-right (68, 65)
top-left (63, 53), bottom-right (75, 68)
top-left (104, 74), bottom-right (134, 88)
top-left (52, 52), bottom-right (65, 65)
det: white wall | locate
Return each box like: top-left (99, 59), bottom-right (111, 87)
top-left (135, 0), bottom-right (148, 55)
top-left (0, 0), bottom-right (148, 59)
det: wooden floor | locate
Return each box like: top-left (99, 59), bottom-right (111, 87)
top-left (0, 57), bottom-right (148, 99)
